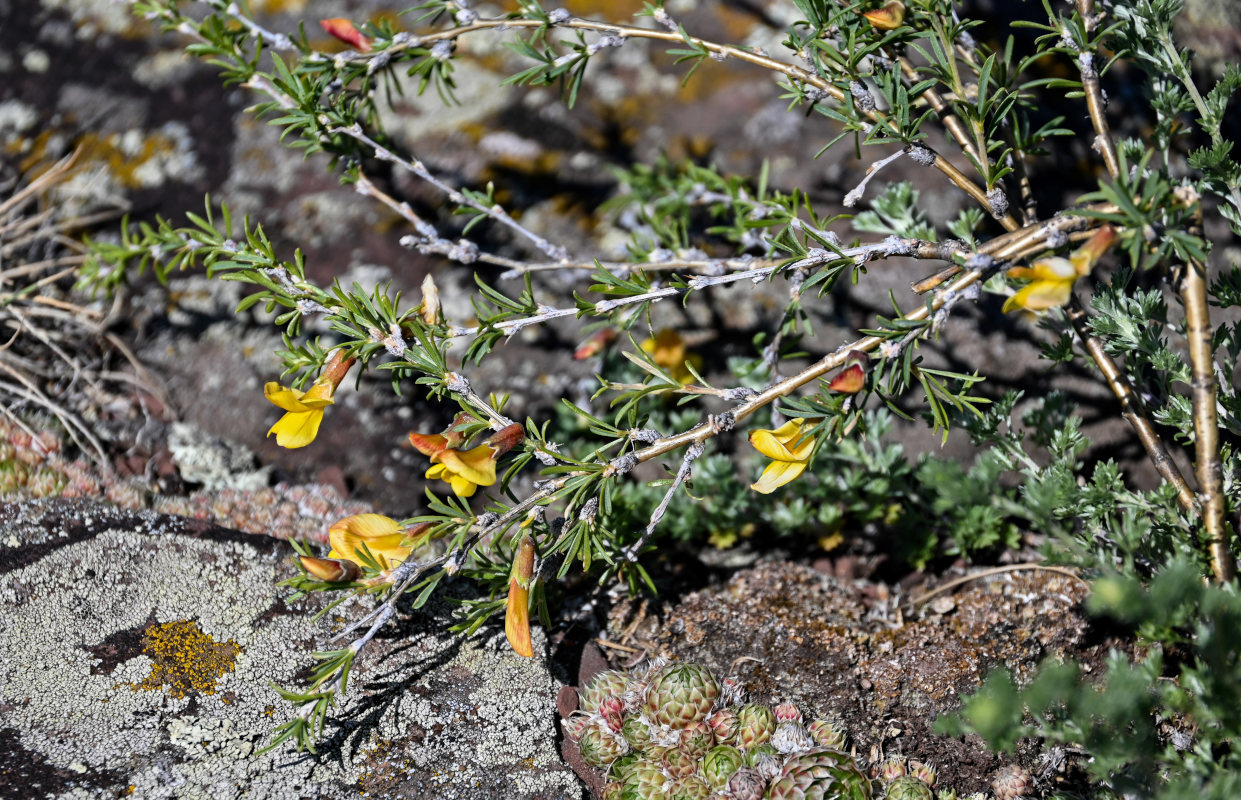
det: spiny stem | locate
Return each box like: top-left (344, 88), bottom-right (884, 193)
top-left (624, 441), bottom-right (706, 561)
top-left (338, 125), bottom-right (570, 262)
top-left (325, 14), bottom-right (1019, 230)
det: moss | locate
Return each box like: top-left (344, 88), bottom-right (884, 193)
top-left (130, 619), bottom-right (241, 698)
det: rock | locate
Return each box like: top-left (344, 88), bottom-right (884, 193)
top-left (168, 422), bottom-right (270, 491)
top-left (0, 499), bottom-right (582, 799)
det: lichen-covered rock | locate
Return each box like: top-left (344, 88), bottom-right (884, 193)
top-left (0, 499), bottom-right (581, 799)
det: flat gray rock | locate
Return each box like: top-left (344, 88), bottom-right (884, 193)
top-left (0, 500), bottom-right (581, 800)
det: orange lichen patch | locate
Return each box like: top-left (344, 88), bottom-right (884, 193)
top-left (129, 620), bottom-right (241, 698)
top-left (74, 131), bottom-right (188, 189)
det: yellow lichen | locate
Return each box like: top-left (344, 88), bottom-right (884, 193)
top-left (130, 619), bottom-right (240, 698)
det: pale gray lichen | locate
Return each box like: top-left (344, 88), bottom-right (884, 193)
top-left (168, 422), bottom-right (270, 491)
top-left (0, 500), bottom-right (582, 799)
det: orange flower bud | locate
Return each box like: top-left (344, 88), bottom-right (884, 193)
top-left (486, 423), bottom-right (525, 458)
top-left (828, 363), bottom-right (866, 394)
top-left (299, 555), bottom-right (361, 583)
top-left (862, 1), bottom-right (906, 30)
top-left (505, 534), bottom-right (536, 658)
top-left (320, 18), bottom-right (371, 52)
top-left (574, 328), bottom-right (617, 360)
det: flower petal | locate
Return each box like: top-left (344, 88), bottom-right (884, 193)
top-left (437, 444), bottom-right (498, 487)
top-left (505, 579), bottom-right (533, 657)
top-left (264, 382), bottom-right (308, 412)
top-left (750, 459), bottom-right (808, 494)
top-left (328, 514), bottom-right (409, 568)
top-left (331, 513), bottom-right (402, 540)
top-left (298, 382), bottom-right (335, 407)
top-left (449, 472), bottom-right (478, 497)
top-left (749, 428), bottom-right (797, 461)
top-left (268, 409), bottom-right (324, 448)
top-left (409, 431), bottom-right (449, 457)
top-left (1028, 256), bottom-right (1077, 281)
top-left (1002, 278), bottom-right (1075, 313)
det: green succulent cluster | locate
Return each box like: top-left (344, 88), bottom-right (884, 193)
top-left (564, 660), bottom-right (943, 800)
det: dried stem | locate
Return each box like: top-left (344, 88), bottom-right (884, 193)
top-left (911, 562), bottom-right (1086, 609)
top-left (624, 441), bottom-right (706, 561)
top-left (1064, 297), bottom-right (1197, 516)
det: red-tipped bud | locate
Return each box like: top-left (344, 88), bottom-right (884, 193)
top-left (991, 764), bottom-right (1033, 800)
top-left (773, 702), bottom-right (803, 724)
top-left (299, 555), bottom-right (361, 583)
top-left (879, 756), bottom-right (908, 782)
top-left (909, 760), bottom-right (937, 787)
top-left (574, 328), bottom-right (617, 360)
top-left (486, 423), bottom-right (525, 458)
top-left (828, 363), bottom-right (865, 394)
top-left (320, 18), bottom-right (371, 52)
top-left (562, 711), bottom-right (592, 741)
top-left (598, 696), bottom-right (625, 732)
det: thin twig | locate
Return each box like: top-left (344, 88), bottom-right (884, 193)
top-left (911, 563), bottom-right (1087, 609)
top-left (624, 441), bottom-right (706, 561)
top-left (302, 14), bottom-right (1017, 230)
top-left (1073, 0), bottom-right (1120, 180)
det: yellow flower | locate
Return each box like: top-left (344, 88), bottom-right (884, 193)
top-left (409, 422), bottom-right (522, 498)
top-left (641, 329), bottom-right (703, 384)
top-left (1003, 226), bottom-right (1117, 314)
top-left (264, 350), bottom-right (356, 448)
top-left (424, 444), bottom-right (498, 498)
top-left (264, 380), bottom-right (334, 449)
top-left (749, 417), bottom-right (816, 494)
top-left (327, 514), bottom-right (412, 570)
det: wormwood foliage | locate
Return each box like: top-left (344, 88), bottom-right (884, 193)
top-left (83, 0), bottom-right (1241, 782)
top-left (940, 563), bottom-right (1241, 799)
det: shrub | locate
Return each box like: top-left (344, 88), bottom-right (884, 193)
top-left (83, 0), bottom-right (1241, 781)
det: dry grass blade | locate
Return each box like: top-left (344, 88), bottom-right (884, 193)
top-left (0, 146), bottom-right (155, 467)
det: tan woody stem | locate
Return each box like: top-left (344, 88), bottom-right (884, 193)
top-left (1063, 297), bottom-right (1198, 516)
top-left (1073, 0), bottom-right (1121, 180)
top-left (1181, 253), bottom-right (1235, 582)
